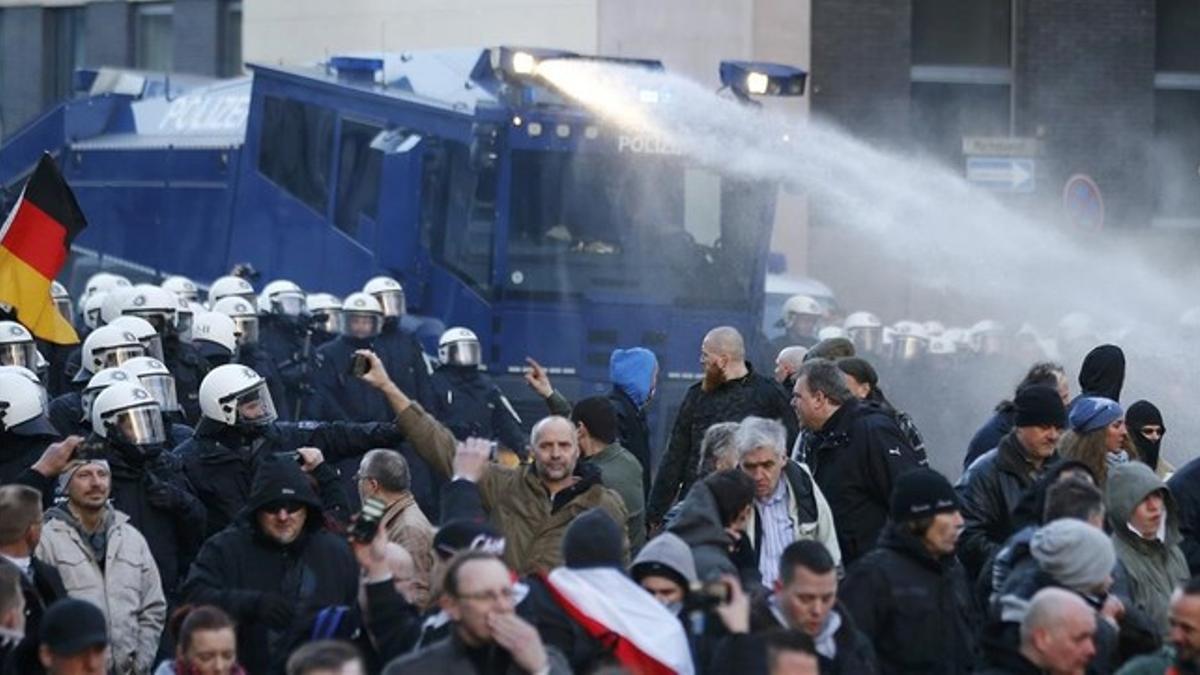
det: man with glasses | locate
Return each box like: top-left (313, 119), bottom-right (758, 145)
top-left (182, 453), bottom-right (359, 675)
top-left (383, 551), bottom-right (569, 675)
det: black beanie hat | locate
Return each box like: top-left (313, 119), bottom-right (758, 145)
top-left (704, 469), bottom-right (756, 527)
top-left (562, 508), bottom-right (624, 569)
top-left (571, 397), bottom-right (618, 445)
top-left (890, 468), bottom-right (960, 522)
top-left (1014, 384), bottom-right (1067, 429)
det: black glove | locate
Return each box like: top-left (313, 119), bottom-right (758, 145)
top-left (258, 593), bottom-right (295, 628)
top-left (144, 475), bottom-right (190, 512)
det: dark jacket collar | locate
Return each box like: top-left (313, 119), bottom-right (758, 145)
top-left (879, 522), bottom-right (956, 573)
top-left (997, 431), bottom-right (1056, 484)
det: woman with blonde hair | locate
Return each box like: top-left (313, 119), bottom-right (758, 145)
top-left (1058, 396), bottom-right (1129, 487)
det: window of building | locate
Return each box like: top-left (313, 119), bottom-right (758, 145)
top-left (911, 82), bottom-right (1011, 164)
top-left (220, 0), bottom-right (242, 77)
top-left (257, 96), bottom-right (335, 215)
top-left (912, 0), bottom-right (1011, 67)
top-left (1157, 0), bottom-right (1200, 72)
top-left (47, 7), bottom-right (86, 103)
top-left (135, 3), bottom-right (174, 72)
top-left (1154, 1), bottom-right (1200, 221)
top-left (333, 118), bottom-right (383, 237)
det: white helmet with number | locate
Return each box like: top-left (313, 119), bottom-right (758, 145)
top-left (340, 292), bottom-right (384, 338)
top-left (207, 275), bottom-right (256, 306)
top-left (119, 284), bottom-right (178, 335)
top-left (91, 382), bottom-right (166, 448)
top-left (438, 327), bottom-right (482, 367)
top-left (84, 272), bottom-right (131, 298)
top-left (162, 275), bottom-right (200, 302)
top-left (0, 371), bottom-right (50, 432)
top-left (783, 295), bottom-right (823, 319)
top-left (306, 293), bottom-right (342, 333)
top-left (50, 280), bottom-right (72, 321)
top-left (82, 292), bottom-right (109, 330)
top-left (199, 364), bottom-right (278, 428)
top-left (212, 297), bottom-right (260, 346)
top-left (191, 311), bottom-right (238, 355)
top-left (109, 315), bottom-right (164, 361)
top-left (122, 356), bottom-right (180, 413)
top-left (82, 367), bottom-right (137, 422)
top-left (76, 325), bottom-right (146, 382)
top-left (259, 279), bottom-right (306, 317)
top-left (100, 286), bottom-right (137, 325)
top-left (0, 321), bottom-right (38, 369)
top-left (363, 276), bottom-right (405, 318)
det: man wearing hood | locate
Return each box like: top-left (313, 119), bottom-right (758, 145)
top-left (667, 469), bottom-right (757, 585)
top-left (631, 532), bottom-right (699, 618)
top-left (35, 458), bottom-right (166, 675)
top-left (840, 468), bottom-right (978, 674)
top-left (1106, 462), bottom-right (1190, 636)
top-left (361, 351), bottom-right (628, 574)
top-left (177, 364), bottom-right (400, 537)
top-left (1072, 344), bottom-right (1126, 411)
top-left (648, 328), bottom-right (798, 529)
top-left (1126, 400), bottom-right (1169, 476)
top-left (750, 540), bottom-right (875, 675)
top-left (181, 455), bottom-right (360, 675)
top-left (526, 347), bottom-right (660, 502)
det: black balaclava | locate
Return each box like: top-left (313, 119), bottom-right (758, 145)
top-left (1078, 344), bottom-right (1125, 402)
top-left (1125, 400), bottom-right (1165, 470)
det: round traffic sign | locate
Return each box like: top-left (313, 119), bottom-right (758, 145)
top-left (1062, 174), bottom-right (1104, 230)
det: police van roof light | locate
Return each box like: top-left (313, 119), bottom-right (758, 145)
top-left (330, 56), bottom-right (385, 84)
top-left (719, 60), bottom-right (807, 99)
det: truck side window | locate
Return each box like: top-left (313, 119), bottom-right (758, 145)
top-left (257, 95), bottom-right (335, 215)
top-left (333, 118), bottom-right (383, 237)
top-left (427, 140), bottom-right (493, 293)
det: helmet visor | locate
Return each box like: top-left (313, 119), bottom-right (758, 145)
top-left (375, 290), bottom-right (405, 318)
top-left (138, 373), bottom-right (180, 413)
top-left (272, 292), bottom-right (306, 317)
top-left (175, 311), bottom-right (194, 342)
top-left (141, 335), bottom-right (165, 361)
top-left (85, 306), bottom-right (104, 330)
top-left (233, 382), bottom-right (277, 428)
top-left (105, 404), bottom-right (167, 446)
top-left (53, 298), bottom-right (73, 322)
top-left (444, 341), bottom-right (482, 367)
top-left (0, 342), bottom-right (38, 369)
top-left (99, 344), bottom-right (146, 369)
top-left (232, 316), bottom-right (259, 345)
top-left (340, 313), bottom-right (382, 339)
top-left (313, 309), bottom-right (342, 334)
top-left (128, 311), bottom-right (175, 336)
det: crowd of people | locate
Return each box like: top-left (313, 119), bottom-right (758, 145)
top-left (2, 270), bottom-right (1200, 675)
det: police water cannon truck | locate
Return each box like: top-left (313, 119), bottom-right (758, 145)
top-left (0, 47), bottom-right (806, 449)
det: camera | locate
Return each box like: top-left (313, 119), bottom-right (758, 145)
top-left (273, 451), bottom-right (303, 465)
top-left (349, 353), bottom-right (372, 378)
top-left (683, 580), bottom-right (732, 613)
top-left (349, 497), bottom-right (387, 542)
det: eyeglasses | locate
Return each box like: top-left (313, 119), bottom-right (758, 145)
top-left (261, 501), bottom-right (305, 515)
top-left (456, 587), bottom-right (517, 604)
top-left (1140, 426), bottom-right (1164, 439)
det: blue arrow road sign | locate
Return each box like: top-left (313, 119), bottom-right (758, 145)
top-left (965, 157), bottom-right (1036, 193)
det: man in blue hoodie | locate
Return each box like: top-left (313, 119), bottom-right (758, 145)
top-left (526, 347), bottom-right (658, 501)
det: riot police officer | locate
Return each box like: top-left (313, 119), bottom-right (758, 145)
top-left (119, 284), bottom-right (209, 423)
top-left (190, 311), bottom-right (238, 368)
top-left (430, 327), bottom-right (527, 455)
top-left (304, 292), bottom-right (342, 349)
top-left (212, 296), bottom-right (289, 419)
top-left (207, 274), bottom-right (256, 306)
top-left (51, 324), bottom-right (148, 435)
top-left (122, 356), bottom-right (195, 447)
top-left (257, 279), bottom-right (314, 419)
top-left (0, 369), bottom-right (61, 484)
top-left (362, 276), bottom-right (434, 405)
top-left (768, 294), bottom-right (823, 356)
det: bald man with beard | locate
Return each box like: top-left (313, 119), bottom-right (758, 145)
top-left (647, 327), bottom-right (798, 528)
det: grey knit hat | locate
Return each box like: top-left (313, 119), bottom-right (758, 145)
top-left (1031, 518), bottom-right (1115, 592)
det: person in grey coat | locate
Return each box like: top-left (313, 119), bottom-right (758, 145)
top-left (666, 470), bottom-right (757, 586)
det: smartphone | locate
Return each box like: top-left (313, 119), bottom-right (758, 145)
top-left (349, 353), bottom-right (372, 377)
top-left (273, 451), bottom-right (303, 465)
top-left (489, 441), bottom-right (499, 461)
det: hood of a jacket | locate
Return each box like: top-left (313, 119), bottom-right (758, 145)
top-left (666, 481), bottom-right (734, 550)
top-left (1105, 461), bottom-right (1179, 545)
top-left (631, 531), bottom-right (699, 585)
top-left (1078, 344), bottom-right (1125, 402)
top-left (609, 348), bottom-right (657, 409)
top-left (45, 503), bottom-right (124, 534)
top-left (239, 454), bottom-right (322, 523)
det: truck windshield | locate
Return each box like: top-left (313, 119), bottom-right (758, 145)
top-left (507, 149), bottom-right (767, 307)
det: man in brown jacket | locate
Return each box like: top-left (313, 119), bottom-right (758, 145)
top-left (357, 351), bottom-right (628, 574)
top-left (356, 448), bottom-right (437, 607)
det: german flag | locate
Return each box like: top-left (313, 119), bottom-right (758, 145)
top-left (0, 153), bottom-right (87, 344)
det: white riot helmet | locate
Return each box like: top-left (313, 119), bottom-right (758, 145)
top-left (844, 311), bottom-right (883, 354)
top-left (175, 297), bottom-right (195, 343)
top-left (82, 367), bottom-right (137, 423)
top-left (260, 279), bottom-right (306, 317)
top-left (0, 321), bottom-right (38, 369)
top-left (783, 295), bottom-right (822, 319)
top-left (970, 320), bottom-right (1007, 355)
top-left (76, 324), bottom-right (146, 382)
top-left (212, 297), bottom-right (260, 346)
top-left (199, 364), bottom-right (278, 428)
top-left (191, 311), bottom-right (238, 356)
top-left (923, 321), bottom-right (946, 337)
top-left (439, 327), bottom-right (482, 367)
top-left (340, 292), bottom-right (384, 339)
top-left (208, 275), bottom-right (256, 306)
top-left (891, 321), bottom-right (929, 362)
top-left (120, 284), bottom-right (178, 335)
top-left (84, 272), bottom-right (131, 298)
top-left (100, 286), bottom-right (137, 325)
top-left (109, 315), bottom-right (164, 361)
top-left (817, 326), bottom-right (846, 341)
top-left (161, 275), bottom-right (200, 303)
top-left (91, 382), bottom-right (166, 450)
top-left (928, 336), bottom-right (958, 356)
top-left (0, 371), bottom-right (51, 433)
top-left (122, 356), bottom-right (180, 413)
top-left (50, 280), bottom-right (72, 322)
top-left (0, 365), bottom-right (49, 417)
top-left (82, 292), bottom-right (108, 330)
top-left (363, 276), bottom-right (405, 318)
top-left (305, 293), bottom-right (342, 333)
